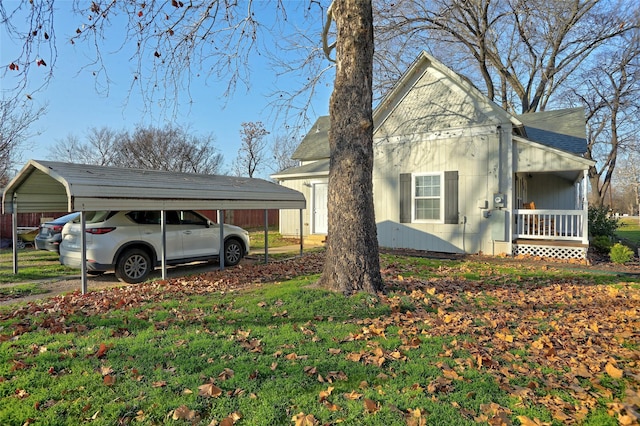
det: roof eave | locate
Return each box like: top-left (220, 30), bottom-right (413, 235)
top-left (513, 135), bottom-right (595, 167)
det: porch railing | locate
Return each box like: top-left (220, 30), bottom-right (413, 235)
top-left (514, 209), bottom-right (588, 242)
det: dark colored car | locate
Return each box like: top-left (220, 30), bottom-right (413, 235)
top-left (34, 212), bottom-right (80, 253)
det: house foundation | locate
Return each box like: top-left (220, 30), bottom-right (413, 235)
top-left (513, 239), bottom-right (588, 260)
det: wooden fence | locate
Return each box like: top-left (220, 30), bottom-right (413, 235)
top-left (0, 209), bottom-right (280, 242)
top-left (200, 209), bottom-right (280, 229)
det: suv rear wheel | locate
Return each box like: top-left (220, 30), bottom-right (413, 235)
top-left (224, 238), bottom-right (244, 266)
top-left (115, 248), bottom-right (152, 284)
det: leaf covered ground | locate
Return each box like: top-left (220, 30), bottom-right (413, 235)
top-left (1, 252), bottom-right (639, 425)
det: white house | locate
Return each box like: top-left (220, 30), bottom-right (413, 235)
top-left (272, 52), bottom-right (594, 260)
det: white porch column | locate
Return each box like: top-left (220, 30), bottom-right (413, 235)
top-left (581, 170), bottom-right (589, 245)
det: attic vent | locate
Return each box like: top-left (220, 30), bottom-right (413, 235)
top-left (316, 125), bottom-right (320, 133)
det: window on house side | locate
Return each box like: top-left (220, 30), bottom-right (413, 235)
top-left (413, 173), bottom-right (443, 222)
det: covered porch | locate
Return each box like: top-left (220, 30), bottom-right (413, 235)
top-left (511, 136), bottom-right (593, 260)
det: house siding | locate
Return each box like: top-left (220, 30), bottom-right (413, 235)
top-left (373, 126), bottom-right (508, 255)
top-left (526, 175), bottom-right (577, 210)
top-left (375, 65), bottom-right (501, 138)
top-left (278, 178), bottom-right (314, 238)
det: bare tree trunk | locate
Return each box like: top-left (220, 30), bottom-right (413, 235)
top-left (588, 168), bottom-right (606, 208)
top-left (318, 0), bottom-right (384, 295)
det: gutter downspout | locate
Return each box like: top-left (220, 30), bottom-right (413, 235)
top-left (506, 126), bottom-right (513, 256)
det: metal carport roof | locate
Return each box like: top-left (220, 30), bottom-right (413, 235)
top-left (2, 160), bottom-right (306, 213)
top-left (2, 160), bottom-right (306, 293)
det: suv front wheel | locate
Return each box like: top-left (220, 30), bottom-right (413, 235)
top-left (115, 248), bottom-right (152, 284)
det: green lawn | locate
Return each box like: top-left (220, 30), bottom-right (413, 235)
top-left (247, 229), bottom-right (301, 251)
top-left (616, 217), bottom-right (640, 246)
top-left (0, 249), bottom-right (77, 284)
top-left (1, 253), bottom-right (639, 425)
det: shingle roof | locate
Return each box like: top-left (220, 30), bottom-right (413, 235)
top-left (515, 107), bottom-right (587, 154)
top-left (271, 159), bottom-right (330, 179)
top-left (291, 116), bottom-right (331, 161)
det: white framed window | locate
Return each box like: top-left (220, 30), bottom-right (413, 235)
top-left (412, 172), bottom-right (444, 223)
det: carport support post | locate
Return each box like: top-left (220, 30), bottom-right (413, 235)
top-left (299, 209), bottom-right (304, 257)
top-left (80, 212), bottom-right (88, 295)
top-left (11, 197), bottom-right (18, 274)
top-left (161, 210), bottom-right (167, 279)
top-left (218, 210), bottom-right (225, 271)
top-left (264, 209), bottom-right (269, 264)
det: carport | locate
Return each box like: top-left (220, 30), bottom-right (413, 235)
top-left (2, 160), bottom-right (306, 293)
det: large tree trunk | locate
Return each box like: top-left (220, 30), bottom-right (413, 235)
top-left (318, 0), bottom-right (384, 295)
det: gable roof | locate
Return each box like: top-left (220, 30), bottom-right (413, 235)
top-left (3, 160), bottom-right (306, 213)
top-left (276, 52), bottom-right (588, 172)
top-left (515, 107), bottom-right (587, 154)
top-left (291, 116), bottom-right (330, 161)
top-left (289, 51), bottom-right (521, 164)
top-left (373, 51), bottom-right (517, 138)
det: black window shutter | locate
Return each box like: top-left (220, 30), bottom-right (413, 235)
top-left (444, 171), bottom-right (459, 224)
top-left (399, 173), bottom-right (411, 223)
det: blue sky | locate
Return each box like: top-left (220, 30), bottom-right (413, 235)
top-left (1, 2), bottom-right (333, 178)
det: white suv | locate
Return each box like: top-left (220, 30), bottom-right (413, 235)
top-left (59, 210), bottom-right (250, 284)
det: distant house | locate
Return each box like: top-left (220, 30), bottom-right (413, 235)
top-left (272, 52), bottom-right (594, 260)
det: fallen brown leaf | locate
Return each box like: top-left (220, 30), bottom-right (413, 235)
top-left (364, 398), bottom-right (380, 413)
top-left (291, 412), bottom-right (318, 426)
top-left (198, 382), bottom-right (223, 398)
top-left (172, 405), bottom-right (199, 422)
top-left (605, 362), bottom-right (624, 379)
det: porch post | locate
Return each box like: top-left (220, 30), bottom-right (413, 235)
top-left (581, 170), bottom-right (589, 245)
top-left (505, 126), bottom-right (513, 256)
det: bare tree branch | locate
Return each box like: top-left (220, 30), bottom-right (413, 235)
top-left (0, 97), bottom-right (46, 184)
top-left (50, 124), bottom-right (224, 173)
top-left (568, 33), bottom-right (640, 207)
top-left (233, 121), bottom-right (269, 177)
top-left (373, 0), bottom-right (637, 113)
